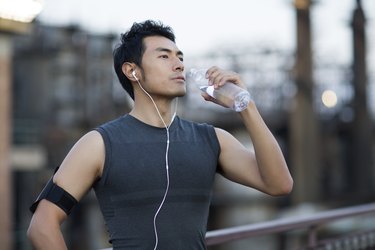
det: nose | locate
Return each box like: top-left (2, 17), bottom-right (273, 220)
top-left (173, 58), bottom-right (184, 72)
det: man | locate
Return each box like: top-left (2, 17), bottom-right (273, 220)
top-left (27, 20), bottom-right (293, 249)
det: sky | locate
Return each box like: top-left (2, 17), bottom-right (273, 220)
top-left (37, 0), bottom-right (374, 71)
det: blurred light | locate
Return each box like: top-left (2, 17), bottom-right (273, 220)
top-left (0, 0), bottom-right (43, 23)
top-left (322, 89), bottom-right (338, 108)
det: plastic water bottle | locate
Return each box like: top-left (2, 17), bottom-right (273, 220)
top-left (186, 68), bottom-right (251, 112)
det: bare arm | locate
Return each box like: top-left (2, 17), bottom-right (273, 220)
top-left (27, 130), bottom-right (105, 248)
top-left (205, 67), bottom-right (293, 196)
top-left (215, 103), bottom-right (293, 196)
top-left (27, 200), bottom-right (68, 250)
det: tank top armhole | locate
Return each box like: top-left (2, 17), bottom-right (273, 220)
top-left (204, 124), bottom-right (221, 160)
top-left (93, 127), bottom-right (112, 186)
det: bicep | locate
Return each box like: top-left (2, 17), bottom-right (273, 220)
top-left (215, 128), bottom-right (264, 190)
top-left (53, 130), bottom-right (105, 202)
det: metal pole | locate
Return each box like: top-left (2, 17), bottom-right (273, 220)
top-left (291, 0), bottom-right (321, 203)
top-left (307, 225), bottom-right (318, 248)
top-left (349, 0), bottom-right (373, 196)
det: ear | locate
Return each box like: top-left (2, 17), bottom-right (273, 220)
top-left (122, 63), bottom-right (138, 81)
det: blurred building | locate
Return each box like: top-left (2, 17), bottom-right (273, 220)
top-left (11, 23), bottom-right (119, 249)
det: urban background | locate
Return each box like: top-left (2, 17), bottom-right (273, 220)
top-left (0, 0), bottom-right (374, 249)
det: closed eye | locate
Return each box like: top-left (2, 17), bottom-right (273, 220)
top-left (159, 54), bottom-right (183, 62)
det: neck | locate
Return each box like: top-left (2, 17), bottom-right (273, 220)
top-left (130, 98), bottom-right (177, 128)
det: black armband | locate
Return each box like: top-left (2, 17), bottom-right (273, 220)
top-left (29, 177), bottom-right (78, 215)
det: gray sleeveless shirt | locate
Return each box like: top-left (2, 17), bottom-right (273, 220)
top-left (93, 115), bottom-right (220, 249)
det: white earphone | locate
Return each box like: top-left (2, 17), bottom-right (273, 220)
top-left (130, 66), bottom-right (177, 250)
top-left (131, 65), bottom-right (178, 250)
top-left (132, 70), bottom-right (138, 81)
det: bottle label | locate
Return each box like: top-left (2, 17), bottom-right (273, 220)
top-left (206, 86), bottom-right (214, 97)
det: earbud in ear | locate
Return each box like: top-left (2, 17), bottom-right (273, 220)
top-left (132, 70), bottom-right (138, 80)
top-left (132, 69), bottom-right (139, 81)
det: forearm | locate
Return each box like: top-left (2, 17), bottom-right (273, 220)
top-left (28, 223), bottom-right (67, 250)
top-left (27, 201), bottom-right (68, 250)
top-left (240, 101), bottom-right (293, 195)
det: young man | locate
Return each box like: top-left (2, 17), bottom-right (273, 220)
top-left (27, 20), bottom-right (293, 249)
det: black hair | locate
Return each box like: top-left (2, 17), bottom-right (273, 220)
top-left (113, 20), bottom-right (176, 99)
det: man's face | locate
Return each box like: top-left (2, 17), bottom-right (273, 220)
top-left (139, 36), bottom-right (186, 98)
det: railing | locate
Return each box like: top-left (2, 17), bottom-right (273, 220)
top-left (100, 203), bottom-right (375, 250)
top-left (206, 202), bottom-right (375, 249)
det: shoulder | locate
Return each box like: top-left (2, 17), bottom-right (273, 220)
top-left (96, 115), bottom-right (127, 131)
top-left (214, 127), bottom-right (232, 139)
top-left (54, 130), bottom-right (106, 191)
top-left (176, 117), bottom-right (220, 153)
top-left (60, 129), bottom-right (105, 168)
top-left (178, 117), bottom-right (218, 140)
top-left (74, 130), bottom-right (105, 152)
top-left (214, 127), bottom-right (231, 137)
top-left (177, 117), bottom-right (215, 131)
top-left (213, 127), bottom-right (239, 148)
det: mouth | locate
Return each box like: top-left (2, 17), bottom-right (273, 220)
top-left (172, 75), bottom-right (186, 82)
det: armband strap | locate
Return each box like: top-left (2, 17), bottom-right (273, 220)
top-left (29, 177), bottom-right (78, 215)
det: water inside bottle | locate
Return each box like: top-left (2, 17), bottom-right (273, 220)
top-left (233, 91), bottom-right (251, 112)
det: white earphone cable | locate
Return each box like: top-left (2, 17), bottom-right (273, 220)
top-left (134, 77), bottom-right (177, 250)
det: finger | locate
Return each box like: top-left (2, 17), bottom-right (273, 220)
top-left (201, 92), bottom-right (214, 102)
top-left (207, 68), bottom-right (225, 88)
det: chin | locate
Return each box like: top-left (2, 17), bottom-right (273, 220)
top-left (173, 86), bottom-right (186, 97)
top-left (177, 89), bottom-right (187, 97)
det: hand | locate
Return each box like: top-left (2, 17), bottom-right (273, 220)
top-left (200, 66), bottom-right (247, 107)
top-left (205, 66), bottom-right (246, 90)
